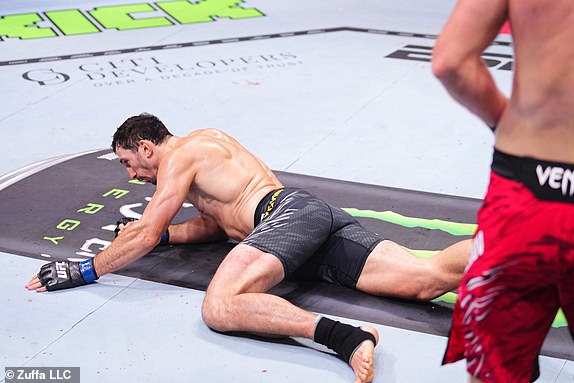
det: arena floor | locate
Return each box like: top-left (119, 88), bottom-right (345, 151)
top-left (1, 1), bottom-right (573, 382)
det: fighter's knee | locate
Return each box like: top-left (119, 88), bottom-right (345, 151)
top-left (201, 293), bottom-right (232, 332)
top-left (400, 281), bottom-right (437, 301)
top-left (414, 264), bottom-right (452, 301)
top-left (415, 286), bottom-right (441, 301)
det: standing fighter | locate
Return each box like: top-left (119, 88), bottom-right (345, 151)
top-left (26, 114), bottom-right (470, 383)
top-left (432, 0), bottom-right (574, 382)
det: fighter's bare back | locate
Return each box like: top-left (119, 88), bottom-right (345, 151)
top-left (168, 129), bottom-right (283, 240)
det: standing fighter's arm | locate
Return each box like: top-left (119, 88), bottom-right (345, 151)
top-left (26, 149), bottom-right (193, 292)
top-left (432, 0), bottom-right (509, 129)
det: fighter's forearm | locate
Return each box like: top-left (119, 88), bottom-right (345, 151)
top-left (94, 227), bottom-right (157, 275)
top-left (168, 216), bottom-right (227, 244)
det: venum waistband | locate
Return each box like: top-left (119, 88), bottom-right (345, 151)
top-left (492, 149), bottom-right (574, 203)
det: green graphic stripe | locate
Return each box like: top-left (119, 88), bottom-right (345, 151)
top-left (553, 309), bottom-right (567, 328)
top-left (343, 208), bottom-right (477, 236)
top-left (409, 249), bottom-right (439, 258)
top-left (432, 291), bottom-right (458, 304)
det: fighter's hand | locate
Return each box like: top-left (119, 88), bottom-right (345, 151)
top-left (114, 217), bottom-right (137, 237)
top-left (26, 274), bottom-right (47, 292)
top-left (114, 217), bottom-right (170, 245)
top-left (25, 259), bottom-right (98, 293)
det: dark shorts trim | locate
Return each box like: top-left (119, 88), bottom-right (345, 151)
top-left (492, 149), bottom-right (574, 203)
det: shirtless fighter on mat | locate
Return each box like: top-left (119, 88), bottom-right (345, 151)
top-left (27, 113), bottom-right (470, 383)
top-left (433, 0), bottom-right (574, 382)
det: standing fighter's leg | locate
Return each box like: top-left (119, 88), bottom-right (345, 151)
top-left (356, 239), bottom-right (471, 300)
top-left (201, 243), bottom-right (378, 383)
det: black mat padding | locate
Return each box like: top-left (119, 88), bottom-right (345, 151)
top-left (1, 150), bottom-right (571, 360)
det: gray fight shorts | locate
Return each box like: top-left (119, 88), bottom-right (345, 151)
top-left (241, 188), bottom-right (384, 288)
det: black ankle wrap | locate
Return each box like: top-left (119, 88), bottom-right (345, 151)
top-left (314, 317), bottom-right (376, 364)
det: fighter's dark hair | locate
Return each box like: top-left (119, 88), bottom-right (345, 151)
top-left (111, 113), bottom-right (173, 153)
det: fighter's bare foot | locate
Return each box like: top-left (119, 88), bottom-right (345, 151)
top-left (350, 326), bottom-right (379, 383)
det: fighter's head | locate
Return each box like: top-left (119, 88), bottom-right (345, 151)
top-left (112, 113), bottom-right (173, 185)
top-left (112, 113), bottom-right (172, 153)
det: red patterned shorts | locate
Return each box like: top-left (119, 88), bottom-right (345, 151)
top-left (443, 150), bottom-right (574, 383)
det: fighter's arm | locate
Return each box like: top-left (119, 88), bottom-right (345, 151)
top-left (115, 215), bottom-right (227, 244)
top-left (26, 148), bottom-right (194, 292)
top-left (168, 216), bottom-right (227, 244)
top-left (95, 151), bottom-right (195, 275)
top-left (432, 0), bottom-right (509, 129)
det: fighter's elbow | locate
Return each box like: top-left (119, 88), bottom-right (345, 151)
top-left (140, 230), bottom-right (162, 249)
top-left (431, 50), bottom-right (460, 83)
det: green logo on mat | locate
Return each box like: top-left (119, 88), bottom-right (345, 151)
top-left (0, 0), bottom-right (265, 40)
top-left (343, 208), bottom-right (477, 236)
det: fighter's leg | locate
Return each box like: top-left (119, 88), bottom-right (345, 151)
top-left (356, 239), bottom-right (471, 301)
top-left (202, 243), bottom-right (316, 337)
top-left (202, 243), bottom-right (378, 383)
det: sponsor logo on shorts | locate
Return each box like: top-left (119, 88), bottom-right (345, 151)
top-left (536, 164), bottom-right (574, 197)
top-left (262, 189), bottom-right (283, 219)
top-left (467, 230), bottom-right (484, 271)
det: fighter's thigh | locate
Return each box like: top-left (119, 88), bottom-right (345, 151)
top-left (207, 243), bottom-right (285, 297)
top-left (356, 240), bottom-right (430, 298)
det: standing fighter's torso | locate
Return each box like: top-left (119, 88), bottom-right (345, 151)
top-left (170, 129), bottom-right (283, 241)
top-left (495, 0), bottom-right (574, 163)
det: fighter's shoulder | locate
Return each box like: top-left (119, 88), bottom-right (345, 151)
top-left (170, 129), bottom-right (232, 161)
top-left (185, 129), bottom-right (236, 152)
top-left (186, 128), bottom-right (228, 140)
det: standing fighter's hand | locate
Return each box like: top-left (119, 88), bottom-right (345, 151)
top-left (25, 259), bottom-right (98, 293)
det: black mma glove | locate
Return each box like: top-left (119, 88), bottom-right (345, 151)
top-left (114, 217), bottom-right (170, 245)
top-left (114, 217), bottom-right (137, 237)
top-left (38, 258), bottom-right (98, 291)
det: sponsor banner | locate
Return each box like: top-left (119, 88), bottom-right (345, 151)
top-left (16, 51), bottom-right (304, 88)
